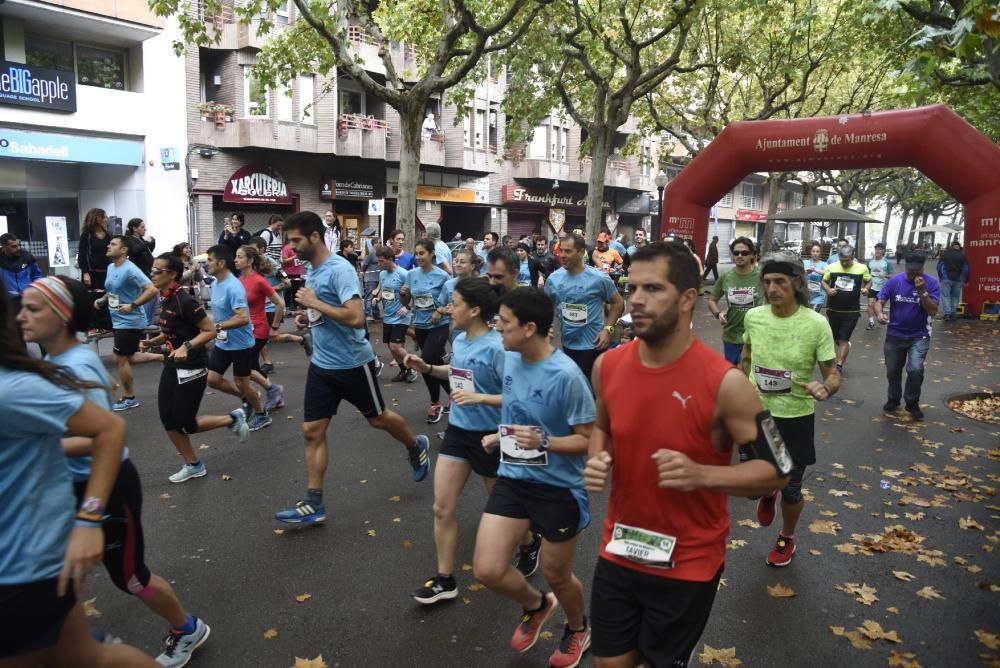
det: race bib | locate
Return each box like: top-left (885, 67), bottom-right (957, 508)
top-left (307, 307), bottom-right (324, 328)
top-left (449, 367), bottom-right (474, 393)
top-left (808, 280), bottom-right (822, 293)
top-left (176, 367), bottom-right (207, 384)
top-left (517, 279), bottom-right (531, 287)
top-left (561, 303), bottom-right (588, 325)
top-left (107, 293), bottom-right (121, 310)
top-left (414, 293), bottom-right (435, 310)
top-left (382, 288), bottom-right (395, 302)
top-left (834, 275), bottom-right (856, 291)
top-left (499, 425), bottom-right (548, 466)
top-left (215, 329), bottom-right (228, 343)
top-left (727, 287), bottom-right (755, 307)
top-left (754, 365), bottom-right (793, 394)
top-left (605, 522), bottom-right (677, 568)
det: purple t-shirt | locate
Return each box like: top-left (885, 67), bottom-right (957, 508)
top-left (877, 273), bottom-right (940, 338)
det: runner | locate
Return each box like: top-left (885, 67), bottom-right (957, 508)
top-left (874, 252), bottom-right (940, 420)
top-left (235, 244), bottom-right (285, 411)
top-left (377, 247), bottom-right (419, 384)
top-left (590, 233), bottom-right (624, 279)
top-left (442, 248), bottom-right (479, 337)
top-left (472, 287), bottom-right (596, 668)
top-left (407, 277), bottom-right (506, 604)
top-left (742, 251), bottom-right (839, 567)
top-left (18, 274), bottom-right (212, 665)
top-left (486, 247), bottom-right (520, 291)
top-left (93, 235), bottom-right (158, 412)
top-left (545, 233), bottom-right (624, 382)
top-left (803, 241), bottom-right (828, 313)
top-left (866, 243), bottom-right (893, 330)
top-left (821, 245), bottom-right (871, 375)
top-left (515, 243), bottom-right (540, 287)
top-left (401, 239), bottom-right (453, 424)
top-left (275, 211), bottom-right (431, 525)
top-left (584, 241), bottom-right (789, 668)
top-left (248, 237), bottom-right (307, 372)
top-left (139, 253), bottom-right (250, 483)
top-left (707, 236), bottom-right (761, 366)
top-left (389, 228), bottom-right (416, 270)
top-left (0, 292), bottom-right (155, 667)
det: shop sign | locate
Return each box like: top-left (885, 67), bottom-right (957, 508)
top-left (0, 61), bottom-right (76, 113)
top-left (615, 191), bottom-right (651, 215)
top-left (502, 185), bottom-right (610, 210)
top-left (736, 209), bottom-right (767, 222)
top-left (321, 178), bottom-right (375, 200)
top-left (0, 127), bottom-right (142, 165)
top-left (225, 165), bottom-right (292, 205)
top-left (416, 185), bottom-right (485, 204)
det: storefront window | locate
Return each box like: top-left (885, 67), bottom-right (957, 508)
top-left (76, 45), bottom-right (126, 90)
top-left (25, 34), bottom-right (73, 71)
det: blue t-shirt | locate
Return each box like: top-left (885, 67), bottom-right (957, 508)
top-left (406, 266), bottom-right (451, 330)
top-left (517, 260), bottom-right (532, 287)
top-left (0, 368), bottom-right (82, 583)
top-left (544, 266), bottom-right (617, 350)
top-left (47, 345), bottom-right (129, 482)
top-left (477, 250), bottom-right (490, 276)
top-left (434, 240), bottom-right (453, 272)
top-left (869, 257), bottom-right (893, 291)
top-left (307, 254), bottom-right (375, 370)
top-left (211, 273), bottom-right (255, 351)
top-left (499, 349), bottom-right (596, 489)
top-left (396, 251), bottom-right (416, 270)
top-left (610, 240), bottom-right (627, 256)
top-left (380, 266), bottom-right (410, 326)
top-left (105, 260), bottom-right (151, 330)
top-left (803, 259), bottom-right (828, 306)
top-left (264, 270), bottom-right (283, 314)
top-left (878, 273), bottom-right (940, 339)
top-left (448, 329), bottom-right (505, 432)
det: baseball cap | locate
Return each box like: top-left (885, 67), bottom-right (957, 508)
top-left (904, 252), bottom-right (926, 268)
top-left (838, 245), bottom-right (855, 258)
top-left (874, 242), bottom-right (885, 249)
top-left (596, 232), bottom-right (610, 242)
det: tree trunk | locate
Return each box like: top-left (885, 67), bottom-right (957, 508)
top-left (584, 127), bottom-right (613, 241)
top-left (895, 207), bottom-right (910, 248)
top-left (761, 174), bottom-right (784, 254)
top-left (880, 199), bottom-right (895, 246)
top-left (396, 109), bottom-right (424, 244)
top-left (856, 194), bottom-right (868, 261)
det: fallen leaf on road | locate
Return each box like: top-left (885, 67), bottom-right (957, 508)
top-left (388, 495), bottom-right (401, 502)
top-left (199, 443), bottom-right (209, 449)
top-left (820, 510), bottom-right (839, 517)
top-left (462, 597), bottom-right (471, 604)
top-left (905, 512), bottom-right (925, 521)
top-left (360, 479), bottom-right (368, 484)
top-left (294, 593), bottom-right (312, 603)
top-left (159, 493), bottom-right (172, 499)
top-left (367, 529), bottom-right (376, 537)
top-left (960, 516), bottom-right (985, 531)
top-left (292, 656), bottom-right (327, 668)
top-left (809, 549), bottom-right (822, 556)
top-left (401, 539), bottom-right (414, 548)
top-left (767, 583), bottom-right (797, 598)
top-left (977, 631), bottom-right (1000, 650)
top-left (859, 620), bottom-right (901, 643)
top-left (82, 597), bottom-right (101, 618)
top-left (843, 502), bottom-right (862, 510)
top-left (262, 628), bottom-right (278, 639)
top-left (893, 571), bottom-right (916, 582)
top-left (976, 582), bottom-right (1000, 592)
top-left (273, 529), bottom-right (285, 535)
top-left (461, 564), bottom-right (473, 571)
top-left (915, 586), bottom-right (944, 600)
top-left (539, 631), bottom-right (554, 640)
top-left (697, 644), bottom-right (742, 667)
top-left (916, 554), bottom-right (945, 567)
top-left (809, 519), bottom-right (841, 535)
top-left (467, 583), bottom-right (484, 592)
top-left (836, 582), bottom-right (879, 605)
top-left (830, 626), bottom-right (873, 650)
top-left (835, 543), bottom-right (859, 555)
top-left (221, 474), bottom-right (232, 481)
top-left (736, 519), bottom-right (760, 529)
top-left (727, 539), bottom-right (747, 550)
top-left (887, 649), bottom-right (922, 667)
top-left (887, 607), bottom-right (900, 614)
top-left (829, 490), bottom-right (853, 497)
top-left (978, 654), bottom-right (1000, 668)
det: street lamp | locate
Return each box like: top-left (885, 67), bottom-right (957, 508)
top-left (654, 169), bottom-right (668, 240)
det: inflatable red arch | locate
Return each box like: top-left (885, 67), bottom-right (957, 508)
top-left (661, 104), bottom-right (1000, 315)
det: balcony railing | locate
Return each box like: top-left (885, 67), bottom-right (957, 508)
top-left (347, 24), bottom-right (379, 46)
top-left (338, 113), bottom-right (391, 136)
top-left (429, 131), bottom-right (446, 143)
top-left (198, 0), bottom-right (235, 26)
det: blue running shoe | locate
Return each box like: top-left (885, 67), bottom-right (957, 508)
top-left (409, 435), bottom-right (430, 482)
top-left (264, 383), bottom-right (284, 411)
top-left (155, 617), bottom-right (210, 667)
top-left (229, 409), bottom-right (249, 443)
top-left (248, 412), bottom-right (272, 432)
top-left (112, 397), bottom-right (140, 412)
top-left (275, 500), bottom-right (327, 524)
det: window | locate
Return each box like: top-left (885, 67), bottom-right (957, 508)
top-left (719, 192), bottom-right (734, 207)
top-left (26, 35), bottom-right (127, 90)
top-left (793, 191), bottom-right (804, 208)
top-left (741, 183), bottom-right (763, 210)
top-left (275, 0), bottom-right (290, 23)
top-left (244, 67), bottom-right (268, 117)
top-left (463, 111), bottom-right (472, 147)
top-left (339, 88), bottom-right (363, 116)
top-left (528, 125), bottom-right (547, 159)
top-left (561, 128), bottom-right (569, 161)
top-left (299, 76), bottom-right (314, 123)
top-left (277, 83), bottom-right (293, 122)
top-left (475, 109), bottom-right (486, 148)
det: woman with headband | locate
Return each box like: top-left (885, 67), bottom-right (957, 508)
top-left (17, 276), bottom-right (212, 667)
top-left (2, 290), bottom-right (153, 667)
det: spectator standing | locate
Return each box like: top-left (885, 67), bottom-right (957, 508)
top-left (1, 233), bottom-right (43, 311)
top-left (703, 235), bottom-right (720, 281)
top-left (217, 213), bottom-right (251, 255)
top-left (259, 214), bottom-right (285, 265)
top-left (79, 208), bottom-right (111, 290)
top-left (936, 241), bottom-right (970, 321)
top-left (125, 218), bottom-right (157, 326)
top-left (323, 210), bottom-right (342, 254)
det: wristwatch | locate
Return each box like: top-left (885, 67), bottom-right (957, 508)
top-left (80, 496), bottom-right (105, 516)
top-left (538, 434), bottom-right (550, 452)
top-left (182, 341), bottom-right (193, 351)
top-left (215, 323), bottom-right (223, 333)
top-left (604, 325), bottom-right (615, 333)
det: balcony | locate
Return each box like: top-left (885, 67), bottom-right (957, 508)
top-left (189, 116), bottom-right (319, 150)
top-left (507, 155), bottom-right (570, 181)
top-left (345, 25), bottom-right (387, 76)
top-left (580, 157), bottom-right (631, 189)
top-left (3, 0), bottom-right (161, 45)
top-left (421, 132), bottom-right (446, 167)
top-left (336, 114), bottom-right (390, 159)
top-left (196, 0), bottom-right (271, 50)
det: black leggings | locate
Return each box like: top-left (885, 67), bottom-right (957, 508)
top-left (415, 325), bottom-right (451, 403)
top-left (158, 365), bottom-right (208, 434)
top-left (251, 337), bottom-right (268, 375)
top-left (73, 459), bottom-right (151, 596)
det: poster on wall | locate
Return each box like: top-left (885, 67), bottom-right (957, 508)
top-left (45, 216), bottom-right (70, 267)
top-left (160, 147), bottom-right (180, 171)
top-left (548, 208), bottom-right (566, 233)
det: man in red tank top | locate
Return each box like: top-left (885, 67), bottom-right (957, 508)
top-left (584, 242), bottom-right (789, 668)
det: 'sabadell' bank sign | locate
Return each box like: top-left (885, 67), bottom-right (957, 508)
top-left (0, 61), bottom-right (77, 113)
top-left (224, 165), bottom-right (293, 205)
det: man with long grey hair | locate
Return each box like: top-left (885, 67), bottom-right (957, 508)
top-left (740, 251), bottom-right (840, 567)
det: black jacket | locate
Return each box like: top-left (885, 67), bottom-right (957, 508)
top-left (78, 231), bottom-right (110, 274)
top-left (129, 237), bottom-right (156, 276)
top-left (217, 229), bottom-right (251, 255)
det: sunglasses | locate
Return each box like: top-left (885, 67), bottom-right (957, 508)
top-left (150, 267), bottom-right (169, 275)
top-left (732, 250), bottom-right (753, 257)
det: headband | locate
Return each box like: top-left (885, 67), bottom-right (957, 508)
top-left (760, 261), bottom-right (799, 277)
top-left (29, 276), bottom-right (74, 323)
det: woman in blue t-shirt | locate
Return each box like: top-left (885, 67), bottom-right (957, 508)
top-left (803, 241), bottom-right (828, 312)
top-left (0, 291), bottom-right (154, 666)
top-left (403, 277), bottom-right (506, 605)
top-left (18, 276), bottom-right (211, 666)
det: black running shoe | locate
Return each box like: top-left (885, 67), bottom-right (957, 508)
top-left (412, 575), bottom-right (458, 605)
top-left (515, 532), bottom-right (542, 577)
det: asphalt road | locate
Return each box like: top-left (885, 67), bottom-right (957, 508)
top-left (84, 303), bottom-right (999, 668)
